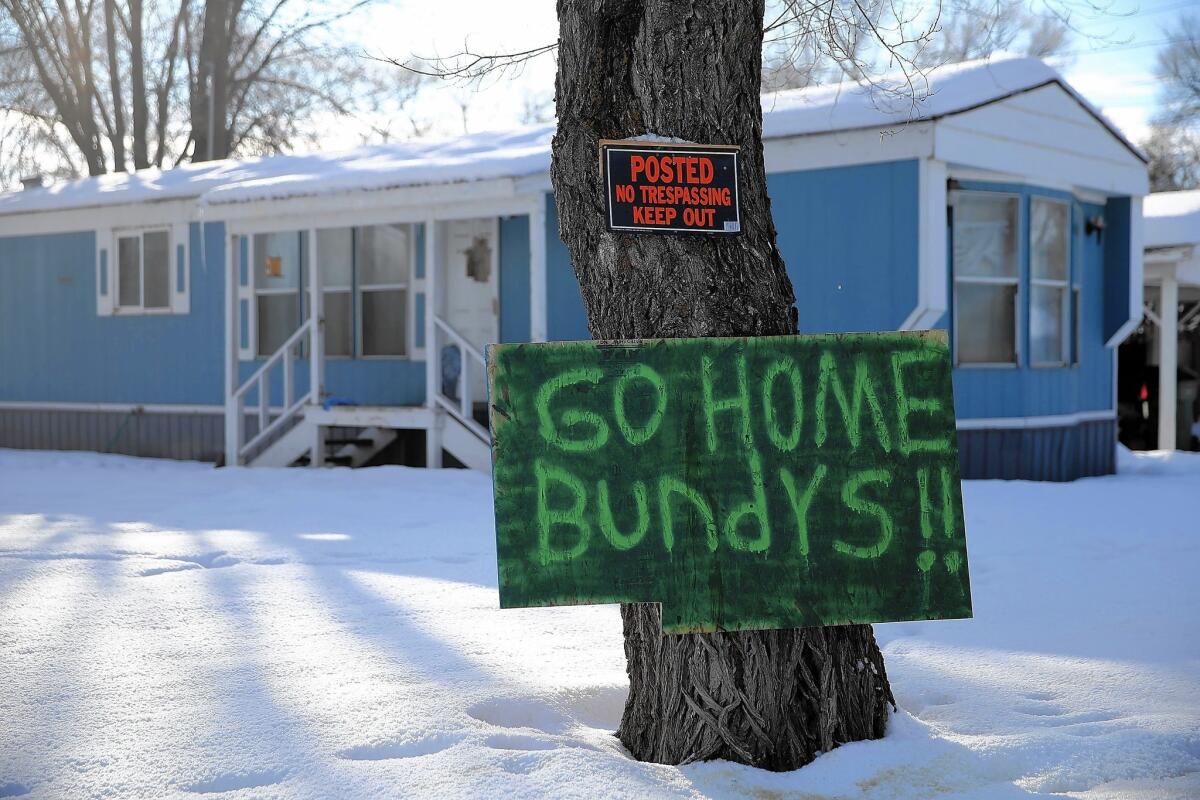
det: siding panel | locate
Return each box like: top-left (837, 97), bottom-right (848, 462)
top-left (769, 160), bottom-right (921, 333)
top-left (957, 418), bottom-right (1115, 481)
top-left (0, 408), bottom-right (225, 462)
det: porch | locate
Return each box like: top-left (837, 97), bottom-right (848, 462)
top-left (221, 190), bottom-right (549, 470)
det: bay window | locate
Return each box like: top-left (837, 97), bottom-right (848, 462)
top-left (1030, 197), bottom-right (1071, 366)
top-left (250, 224), bottom-right (411, 359)
top-left (952, 192), bottom-right (1019, 365)
top-left (315, 228), bottom-right (354, 357)
top-left (253, 231), bottom-right (303, 356)
top-left (357, 224), bottom-right (409, 357)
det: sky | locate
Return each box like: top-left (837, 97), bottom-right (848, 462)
top-left (340, 0), bottom-right (1192, 149)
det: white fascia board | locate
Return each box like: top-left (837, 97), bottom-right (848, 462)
top-left (529, 193), bottom-right (548, 342)
top-left (1106, 195), bottom-right (1145, 348)
top-left (0, 198), bottom-right (201, 238)
top-left (515, 172), bottom-right (552, 193)
top-left (902, 158), bottom-right (949, 330)
top-left (947, 167), bottom-right (1110, 204)
top-left (763, 122), bottom-right (935, 174)
top-left (934, 123), bottom-right (1149, 198)
top-left (217, 177), bottom-right (527, 232)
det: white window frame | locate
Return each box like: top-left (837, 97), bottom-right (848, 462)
top-left (951, 190), bottom-right (1022, 368)
top-left (310, 228), bottom-right (354, 360)
top-left (241, 224), bottom-right (416, 361)
top-left (112, 226), bottom-right (173, 315)
top-left (356, 224), bottom-right (415, 360)
top-left (252, 230), bottom-right (306, 358)
top-left (1029, 196), bottom-right (1072, 368)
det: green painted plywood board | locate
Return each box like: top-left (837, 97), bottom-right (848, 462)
top-left (488, 332), bottom-right (972, 634)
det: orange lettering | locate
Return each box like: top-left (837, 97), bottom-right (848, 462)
top-left (630, 155), bottom-right (645, 182)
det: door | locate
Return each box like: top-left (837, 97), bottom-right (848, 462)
top-left (443, 218), bottom-right (499, 410)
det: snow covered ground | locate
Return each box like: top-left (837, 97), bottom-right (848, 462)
top-left (1, 448), bottom-right (1197, 800)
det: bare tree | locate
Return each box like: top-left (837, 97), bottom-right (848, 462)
top-left (1156, 13), bottom-right (1200, 127)
top-left (1143, 124), bottom-right (1200, 191)
top-left (1143, 13), bottom-right (1200, 192)
top-left (0, 0), bottom-right (399, 185)
top-left (519, 91), bottom-right (553, 126)
top-left (761, 0), bottom-right (1071, 93)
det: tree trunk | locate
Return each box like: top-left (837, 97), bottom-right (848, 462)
top-left (103, 0), bottom-right (128, 172)
top-left (190, 0), bottom-right (231, 162)
top-left (549, 0), bottom-right (895, 770)
top-left (130, 0), bottom-right (151, 170)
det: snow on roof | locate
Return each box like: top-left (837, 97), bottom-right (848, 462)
top-left (0, 56), bottom-right (1141, 217)
top-left (0, 124), bottom-right (555, 217)
top-left (1144, 190), bottom-right (1200, 249)
top-left (762, 55), bottom-right (1139, 158)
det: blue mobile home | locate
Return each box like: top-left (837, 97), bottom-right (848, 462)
top-left (0, 57), bottom-right (1147, 480)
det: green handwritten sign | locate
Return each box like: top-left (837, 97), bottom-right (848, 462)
top-left (488, 332), bottom-right (972, 634)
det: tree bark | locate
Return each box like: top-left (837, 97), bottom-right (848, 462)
top-left (103, 0), bottom-right (128, 172)
top-left (130, 0), bottom-right (151, 170)
top-left (549, 0), bottom-right (894, 771)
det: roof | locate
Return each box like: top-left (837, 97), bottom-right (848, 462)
top-left (1144, 190), bottom-right (1200, 250)
top-left (761, 55), bottom-right (1143, 161)
top-left (0, 56), bottom-right (1143, 218)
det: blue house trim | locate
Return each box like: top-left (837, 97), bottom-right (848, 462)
top-left (946, 180), bottom-right (1114, 422)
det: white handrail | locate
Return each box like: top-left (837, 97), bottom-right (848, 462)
top-left (233, 320), bottom-right (314, 401)
top-left (232, 317), bottom-right (318, 461)
top-left (431, 315), bottom-right (490, 444)
top-left (433, 316), bottom-right (486, 363)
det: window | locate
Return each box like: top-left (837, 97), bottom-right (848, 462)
top-left (356, 224), bottom-right (410, 357)
top-left (314, 229), bottom-right (353, 357)
top-left (254, 231), bottom-right (303, 356)
top-left (248, 224), bottom-right (411, 359)
top-left (1030, 197), bottom-right (1070, 366)
top-left (115, 229), bottom-right (171, 312)
top-left (952, 193), bottom-right (1019, 365)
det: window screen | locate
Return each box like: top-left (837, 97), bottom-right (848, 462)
top-left (117, 236), bottom-right (141, 308)
top-left (257, 293), bottom-right (299, 356)
top-left (361, 289), bottom-right (407, 356)
top-left (254, 231), bottom-right (304, 357)
top-left (357, 224), bottom-right (409, 357)
top-left (1030, 198), bottom-right (1070, 365)
top-left (316, 228), bottom-right (354, 357)
top-left (143, 230), bottom-right (171, 309)
top-left (952, 193), bottom-right (1019, 365)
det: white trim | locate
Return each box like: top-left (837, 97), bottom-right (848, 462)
top-left (219, 181), bottom-right (525, 231)
top-left (0, 198), bottom-right (201, 239)
top-left (762, 123), bottom-right (935, 173)
top-left (1105, 195), bottom-right (1144, 347)
top-left (956, 408), bottom-right (1116, 430)
top-left (424, 217), bottom-right (442, 468)
top-left (1029, 196), bottom-right (1071, 367)
top-left (0, 400), bottom-right (224, 415)
top-left (903, 158), bottom-right (948, 330)
top-left (110, 226), bottom-right (176, 315)
top-left (950, 189), bottom-right (1023, 367)
top-left (1145, 245), bottom-right (1195, 266)
top-left (1158, 273), bottom-right (1179, 449)
top-left (224, 231), bottom-right (239, 465)
top-left (945, 168), bottom-right (1108, 206)
top-left (935, 112), bottom-right (1148, 198)
top-left (529, 194), bottom-right (548, 342)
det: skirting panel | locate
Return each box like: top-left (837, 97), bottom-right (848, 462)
top-left (956, 418), bottom-right (1116, 482)
top-left (0, 408), bottom-right (225, 463)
